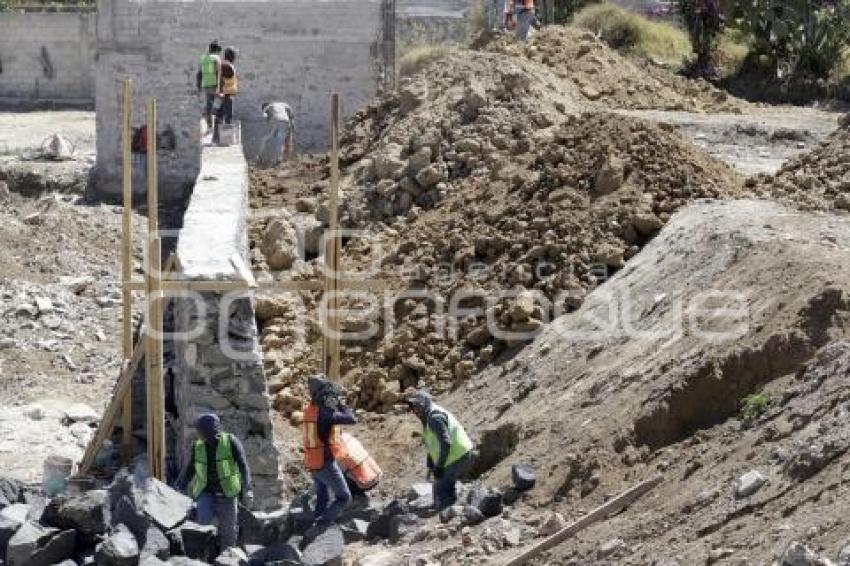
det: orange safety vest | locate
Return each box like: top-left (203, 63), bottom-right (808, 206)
top-left (336, 432), bottom-right (383, 491)
top-left (302, 403), bottom-right (344, 471)
top-left (221, 62), bottom-right (238, 95)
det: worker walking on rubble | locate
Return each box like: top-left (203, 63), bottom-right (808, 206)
top-left (259, 101), bottom-right (296, 166)
top-left (406, 390), bottom-right (474, 513)
top-left (176, 413), bottom-right (253, 550)
top-left (197, 40), bottom-right (222, 131)
top-left (302, 375), bottom-right (358, 539)
top-left (487, 0), bottom-right (507, 32)
top-left (514, 0), bottom-right (537, 42)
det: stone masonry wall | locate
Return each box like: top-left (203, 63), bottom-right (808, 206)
top-left (92, 0), bottom-right (388, 202)
top-left (171, 143), bottom-right (282, 508)
top-left (0, 10), bottom-right (96, 105)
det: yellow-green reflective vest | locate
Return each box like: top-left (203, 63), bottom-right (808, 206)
top-left (188, 433), bottom-right (242, 499)
top-left (423, 404), bottom-right (473, 468)
top-left (199, 54), bottom-right (218, 89)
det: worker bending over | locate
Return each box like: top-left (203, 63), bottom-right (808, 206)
top-left (176, 413), bottom-right (253, 550)
top-left (302, 375), bottom-right (357, 538)
top-left (407, 390), bottom-right (474, 513)
top-left (260, 101), bottom-right (296, 166)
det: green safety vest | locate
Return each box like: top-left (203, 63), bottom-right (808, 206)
top-left (188, 433), bottom-right (242, 500)
top-left (199, 53), bottom-right (219, 89)
top-left (423, 404), bottom-right (473, 468)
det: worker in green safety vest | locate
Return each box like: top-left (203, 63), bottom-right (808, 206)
top-left (196, 40), bottom-right (222, 131)
top-left (406, 390), bottom-right (474, 513)
top-left (176, 413), bottom-right (253, 550)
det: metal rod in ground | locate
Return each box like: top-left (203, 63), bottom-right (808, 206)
top-left (500, 475), bottom-right (663, 566)
top-left (322, 92), bottom-right (341, 381)
top-left (120, 78), bottom-right (134, 464)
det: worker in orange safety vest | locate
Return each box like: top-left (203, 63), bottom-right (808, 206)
top-left (302, 375), bottom-right (357, 539)
top-left (514, 0), bottom-right (537, 42)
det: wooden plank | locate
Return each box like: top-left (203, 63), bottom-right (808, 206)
top-left (79, 339), bottom-right (146, 476)
top-left (322, 92), bottom-right (342, 380)
top-left (144, 98), bottom-right (165, 481)
top-left (500, 475), bottom-right (663, 566)
top-left (145, 236), bottom-right (165, 480)
top-left (120, 78), bottom-right (134, 464)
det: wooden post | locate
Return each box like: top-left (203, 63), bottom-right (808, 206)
top-left (145, 99), bottom-right (165, 480)
top-left (322, 93), bottom-right (341, 380)
top-left (500, 475), bottom-right (663, 566)
top-left (121, 79), bottom-right (134, 463)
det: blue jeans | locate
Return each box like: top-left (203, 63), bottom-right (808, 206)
top-left (196, 491), bottom-right (238, 549)
top-left (487, 0), bottom-right (506, 30)
top-left (433, 453), bottom-right (471, 511)
top-left (312, 460), bottom-right (352, 527)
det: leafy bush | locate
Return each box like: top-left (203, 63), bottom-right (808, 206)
top-left (573, 4), bottom-right (692, 65)
top-left (740, 393), bottom-right (772, 422)
top-left (726, 0), bottom-right (850, 79)
top-left (399, 44), bottom-right (456, 77)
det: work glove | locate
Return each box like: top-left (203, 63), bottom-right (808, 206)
top-left (242, 490), bottom-right (254, 509)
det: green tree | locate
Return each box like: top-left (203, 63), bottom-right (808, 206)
top-left (679, 0), bottom-right (725, 76)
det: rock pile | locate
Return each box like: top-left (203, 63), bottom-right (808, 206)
top-left (337, 112), bottom-right (742, 400)
top-left (747, 117), bottom-right (850, 212)
top-left (484, 26), bottom-right (747, 113)
top-left (0, 462), bottom-right (539, 566)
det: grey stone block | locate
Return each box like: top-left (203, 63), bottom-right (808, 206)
top-left (302, 525), bottom-right (344, 566)
top-left (468, 485), bottom-right (503, 518)
top-left (7, 521), bottom-right (75, 566)
top-left (511, 463), bottom-right (536, 492)
top-left (141, 525), bottom-right (171, 561)
top-left (95, 524), bottom-right (140, 566)
top-left (173, 521), bottom-right (217, 562)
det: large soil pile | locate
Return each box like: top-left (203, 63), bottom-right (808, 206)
top-left (250, 44), bottom-right (743, 418)
top-left (406, 200), bottom-right (850, 564)
top-left (747, 115), bottom-right (850, 211)
top-left (485, 26), bottom-right (748, 113)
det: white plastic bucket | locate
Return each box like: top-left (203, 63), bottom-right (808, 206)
top-left (43, 455), bottom-right (74, 497)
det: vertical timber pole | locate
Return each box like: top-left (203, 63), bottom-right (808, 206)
top-left (121, 79), bottom-right (134, 463)
top-left (145, 99), bottom-right (165, 480)
top-left (322, 93), bottom-right (341, 381)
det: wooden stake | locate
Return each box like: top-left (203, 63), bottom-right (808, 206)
top-left (121, 79), bottom-right (134, 463)
top-left (500, 475), bottom-right (663, 566)
top-left (322, 93), bottom-right (342, 380)
top-left (145, 99), bottom-right (165, 480)
top-left (79, 338), bottom-right (146, 476)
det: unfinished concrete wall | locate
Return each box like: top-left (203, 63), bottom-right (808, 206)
top-left (92, 0), bottom-right (388, 202)
top-left (0, 10), bottom-right (96, 105)
top-left (171, 143), bottom-right (282, 508)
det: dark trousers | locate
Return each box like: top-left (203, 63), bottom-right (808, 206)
top-left (433, 452), bottom-right (471, 511)
top-left (196, 491), bottom-right (238, 549)
top-left (312, 460), bottom-right (352, 527)
top-left (213, 95), bottom-right (234, 143)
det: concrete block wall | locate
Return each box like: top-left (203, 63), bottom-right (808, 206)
top-left (398, 0), bottom-right (477, 47)
top-left (92, 0), bottom-right (388, 202)
top-left (172, 143), bottom-right (282, 508)
top-left (0, 10), bottom-right (96, 104)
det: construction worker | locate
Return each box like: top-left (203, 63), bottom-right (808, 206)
top-left (514, 0), bottom-right (537, 42)
top-left (302, 375), bottom-right (357, 538)
top-left (176, 413), bottom-right (253, 550)
top-left (406, 390), bottom-right (474, 512)
top-left (213, 46), bottom-right (238, 145)
top-left (197, 40), bottom-right (222, 130)
top-left (259, 101), bottom-right (296, 166)
top-left (487, 0), bottom-right (507, 32)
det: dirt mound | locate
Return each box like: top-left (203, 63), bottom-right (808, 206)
top-left (484, 26), bottom-right (748, 113)
top-left (747, 117), bottom-right (850, 211)
top-left (417, 200), bottom-right (850, 563)
top-left (252, 93), bottom-right (742, 417)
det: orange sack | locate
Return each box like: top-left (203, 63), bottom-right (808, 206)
top-left (336, 432), bottom-right (383, 492)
